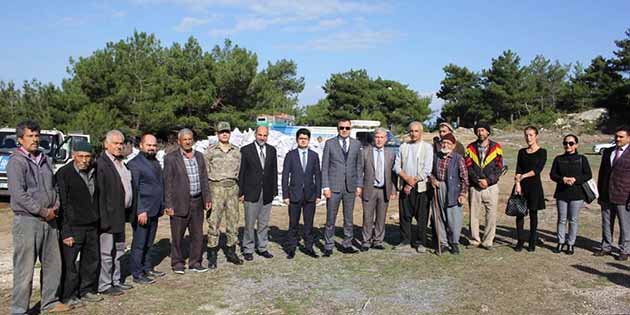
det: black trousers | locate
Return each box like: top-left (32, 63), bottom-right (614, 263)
top-left (286, 199), bottom-right (316, 251)
top-left (60, 226), bottom-right (100, 300)
top-left (516, 210), bottom-right (539, 244)
top-left (170, 196), bottom-right (204, 270)
top-left (399, 189), bottom-right (429, 246)
top-left (130, 215), bottom-right (159, 278)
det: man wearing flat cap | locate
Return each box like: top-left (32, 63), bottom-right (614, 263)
top-left (57, 141), bottom-right (104, 306)
top-left (465, 122), bottom-right (503, 250)
top-left (206, 121), bottom-right (244, 267)
top-left (432, 122), bottom-right (465, 156)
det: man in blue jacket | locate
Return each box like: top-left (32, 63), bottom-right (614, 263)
top-left (127, 133), bottom-right (166, 284)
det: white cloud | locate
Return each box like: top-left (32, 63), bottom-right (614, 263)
top-left (175, 16), bottom-right (216, 32)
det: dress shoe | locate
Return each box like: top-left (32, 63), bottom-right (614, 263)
top-left (190, 265), bottom-right (209, 273)
top-left (99, 286), bottom-right (124, 296)
top-left (42, 303), bottom-right (73, 313)
top-left (566, 245), bottom-right (575, 255)
top-left (116, 283), bottom-right (134, 290)
top-left (341, 246), bottom-right (358, 254)
top-left (323, 249), bottom-right (333, 257)
top-left (553, 243), bottom-right (564, 254)
top-left (286, 250), bottom-right (295, 259)
top-left (372, 244), bottom-right (385, 250)
top-left (257, 251), bottom-right (274, 259)
top-left (436, 245), bottom-right (450, 255)
top-left (208, 246), bottom-right (219, 269)
top-left (243, 253), bottom-right (254, 261)
top-left (616, 253), bottom-right (629, 261)
top-left (226, 246), bottom-right (244, 265)
top-left (480, 244), bottom-right (494, 251)
top-left (133, 275), bottom-right (156, 284)
top-left (302, 248), bottom-right (319, 258)
top-left (450, 245), bottom-right (460, 255)
top-left (514, 241), bottom-right (524, 252)
top-left (80, 292), bottom-right (103, 303)
top-left (146, 269), bottom-right (166, 278)
top-left (360, 246), bottom-right (369, 252)
top-left (527, 243), bottom-right (536, 252)
top-left (593, 250), bottom-right (611, 257)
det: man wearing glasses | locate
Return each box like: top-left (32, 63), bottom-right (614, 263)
top-left (322, 119), bottom-right (364, 256)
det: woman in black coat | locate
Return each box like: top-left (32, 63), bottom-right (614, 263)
top-left (549, 134), bottom-right (592, 255)
top-left (514, 126), bottom-right (547, 252)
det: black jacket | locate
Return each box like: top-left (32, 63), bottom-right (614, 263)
top-left (128, 153), bottom-right (164, 218)
top-left (96, 153), bottom-right (132, 233)
top-left (282, 149), bottom-right (322, 202)
top-left (597, 147), bottom-right (614, 203)
top-left (550, 152), bottom-right (592, 201)
top-left (238, 142), bottom-right (278, 204)
top-left (56, 162), bottom-right (99, 238)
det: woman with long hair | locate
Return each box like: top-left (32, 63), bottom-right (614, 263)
top-left (514, 126), bottom-right (547, 252)
top-left (549, 134), bottom-right (592, 254)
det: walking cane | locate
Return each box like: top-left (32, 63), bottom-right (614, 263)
top-left (432, 185), bottom-right (443, 255)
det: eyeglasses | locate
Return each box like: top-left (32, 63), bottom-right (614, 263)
top-left (338, 127), bottom-right (351, 131)
top-left (562, 141), bottom-right (576, 146)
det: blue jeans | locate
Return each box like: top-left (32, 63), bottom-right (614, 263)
top-left (11, 215), bottom-right (62, 314)
top-left (556, 200), bottom-right (583, 246)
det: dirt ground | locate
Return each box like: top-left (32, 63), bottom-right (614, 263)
top-left (1, 130), bottom-right (629, 314)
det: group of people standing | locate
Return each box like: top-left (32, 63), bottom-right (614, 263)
top-left (7, 117), bottom-right (630, 314)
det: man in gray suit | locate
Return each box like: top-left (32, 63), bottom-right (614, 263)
top-left (322, 119), bottom-right (364, 256)
top-left (359, 128), bottom-right (397, 251)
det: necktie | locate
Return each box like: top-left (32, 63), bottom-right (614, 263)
top-left (613, 147), bottom-right (622, 165)
top-left (301, 151), bottom-right (307, 172)
top-left (259, 144), bottom-right (265, 169)
top-left (376, 149), bottom-right (384, 186)
top-left (342, 138), bottom-right (348, 153)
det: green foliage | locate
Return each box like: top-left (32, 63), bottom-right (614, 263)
top-left (439, 28), bottom-right (630, 129)
top-left (0, 32), bottom-right (305, 141)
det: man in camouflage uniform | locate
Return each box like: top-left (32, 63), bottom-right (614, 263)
top-left (205, 122), bottom-right (243, 268)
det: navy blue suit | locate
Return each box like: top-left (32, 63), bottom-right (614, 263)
top-left (282, 148), bottom-right (322, 251)
top-left (127, 153), bottom-right (164, 278)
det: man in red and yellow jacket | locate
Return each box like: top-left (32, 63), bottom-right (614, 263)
top-left (465, 122), bottom-right (504, 250)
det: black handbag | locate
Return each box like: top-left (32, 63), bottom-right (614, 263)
top-left (505, 187), bottom-right (528, 217)
top-left (578, 157), bottom-right (598, 204)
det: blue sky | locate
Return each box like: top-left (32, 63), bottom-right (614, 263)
top-left (1, 1), bottom-right (629, 116)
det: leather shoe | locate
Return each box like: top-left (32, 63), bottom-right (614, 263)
top-left (566, 245), bottom-right (575, 255)
top-left (43, 303), bottom-right (73, 313)
top-left (302, 248), bottom-right (319, 258)
top-left (133, 275), bottom-right (156, 285)
top-left (360, 246), bottom-right (369, 252)
top-left (514, 241), bottom-right (524, 252)
top-left (99, 286), bottom-right (124, 296)
top-left (286, 250), bottom-right (295, 259)
top-left (553, 243), bottom-right (564, 254)
top-left (243, 253), bottom-right (254, 261)
top-left (616, 253), bottom-right (629, 261)
top-left (116, 283), bottom-right (134, 290)
top-left (372, 244), bottom-right (385, 250)
top-left (341, 246), bottom-right (358, 254)
top-left (258, 251), bottom-right (274, 259)
top-left (323, 249), bottom-right (333, 257)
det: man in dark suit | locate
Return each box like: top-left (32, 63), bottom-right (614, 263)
top-left (322, 119), bottom-right (364, 256)
top-left (57, 142), bottom-right (103, 306)
top-left (97, 130), bottom-right (134, 295)
top-left (596, 125), bottom-right (630, 260)
top-left (239, 126), bottom-right (278, 261)
top-left (359, 128), bottom-right (397, 251)
top-left (163, 128), bottom-right (212, 274)
top-left (282, 128), bottom-right (322, 259)
top-left (127, 133), bottom-right (165, 284)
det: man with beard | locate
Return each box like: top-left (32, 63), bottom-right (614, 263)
top-left (430, 134), bottom-right (469, 254)
top-left (432, 122), bottom-right (465, 156)
top-left (465, 123), bottom-right (503, 250)
top-left (238, 126), bottom-right (278, 261)
top-left (57, 142), bottom-right (103, 307)
top-left (127, 133), bottom-right (166, 283)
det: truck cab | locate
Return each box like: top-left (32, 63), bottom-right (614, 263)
top-left (0, 128), bottom-right (90, 196)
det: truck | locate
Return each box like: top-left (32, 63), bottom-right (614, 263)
top-left (0, 127), bottom-right (91, 196)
